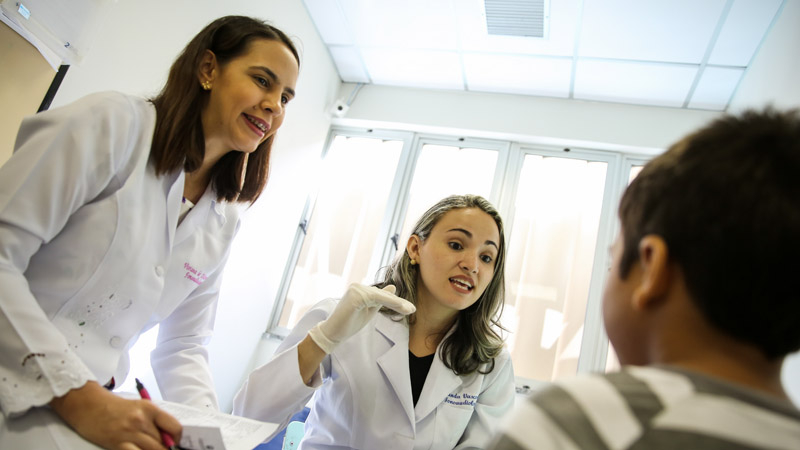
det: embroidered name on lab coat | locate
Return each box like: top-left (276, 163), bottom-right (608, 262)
top-left (445, 392), bottom-right (477, 407)
top-left (183, 262), bottom-right (208, 285)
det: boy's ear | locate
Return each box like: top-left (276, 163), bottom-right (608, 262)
top-left (406, 235), bottom-right (421, 262)
top-left (197, 49), bottom-right (218, 85)
top-left (631, 235), bottom-right (670, 310)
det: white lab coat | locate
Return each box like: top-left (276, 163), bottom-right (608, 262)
top-left (0, 92), bottom-right (241, 423)
top-left (233, 298), bottom-right (515, 450)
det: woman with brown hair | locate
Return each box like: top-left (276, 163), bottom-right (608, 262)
top-left (0, 15), bottom-right (299, 449)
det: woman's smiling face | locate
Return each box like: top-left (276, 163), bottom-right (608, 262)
top-left (407, 207), bottom-right (500, 316)
top-left (199, 38), bottom-right (299, 160)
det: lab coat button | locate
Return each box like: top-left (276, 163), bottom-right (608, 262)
top-left (109, 336), bottom-right (122, 348)
top-left (155, 265), bottom-right (165, 277)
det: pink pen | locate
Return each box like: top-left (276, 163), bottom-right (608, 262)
top-left (135, 378), bottom-right (180, 450)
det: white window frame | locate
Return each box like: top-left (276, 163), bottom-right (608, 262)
top-left (266, 128), bottom-right (510, 338)
top-left (584, 155), bottom-right (651, 373)
top-left (371, 134), bottom-right (511, 276)
top-left (266, 127), bottom-right (414, 337)
top-left (495, 144), bottom-right (621, 385)
top-left (266, 126), bottom-right (656, 383)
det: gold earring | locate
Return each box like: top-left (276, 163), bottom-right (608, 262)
top-left (201, 80), bottom-right (212, 90)
top-left (410, 259), bottom-right (417, 265)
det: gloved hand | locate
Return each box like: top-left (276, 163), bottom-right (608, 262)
top-left (308, 283), bottom-right (415, 354)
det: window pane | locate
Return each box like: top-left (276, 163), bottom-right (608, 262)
top-left (503, 155), bottom-right (608, 382)
top-left (278, 136), bottom-right (403, 330)
top-left (628, 165), bottom-right (644, 183)
top-left (605, 164), bottom-right (645, 373)
top-left (394, 144), bottom-right (498, 258)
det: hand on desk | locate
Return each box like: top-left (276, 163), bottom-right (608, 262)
top-left (49, 380), bottom-right (182, 450)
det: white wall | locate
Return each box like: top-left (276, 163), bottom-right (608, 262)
top-left (336, 84), bottom-right (720, 152)
top-left (729, 0), bottom-right (800, 111)
top-left (206, 2), bottom-right (341, 412)
top-left (51, 0), bottom-right (341, 412)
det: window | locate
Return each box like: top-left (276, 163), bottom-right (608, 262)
top-left (268, 126), bottom-right (653, 385)
top-left (269, 132), bottom-right (507, 335)
top-left (391, 141), bottom-right (502, 261)
top-left (501, 152), bottom-right (610, 382)
top-left (272, 134), bottom-right (405, 333)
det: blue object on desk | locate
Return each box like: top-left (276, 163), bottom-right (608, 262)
top-left (253, 407), bottom-right (309, 450)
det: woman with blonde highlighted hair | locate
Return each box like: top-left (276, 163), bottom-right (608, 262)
top-left (235, 194), bottom-right (515, 449)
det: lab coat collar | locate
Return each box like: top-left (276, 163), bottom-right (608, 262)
top-left (374, 316), bottom-right (464, 425)
top-left (173, 184), bottom-right (226, 246)
top-left (375, 314), bottom-right (415, 426)
top-left (212, 197), bottom-right (226, 219)
top-left (165, 170), bottom-right (185, 249)
top-left (413, 324), bottom-right (462, 421)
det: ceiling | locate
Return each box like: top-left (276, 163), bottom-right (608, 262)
top-left (302, 0), bottom-right (786, 111)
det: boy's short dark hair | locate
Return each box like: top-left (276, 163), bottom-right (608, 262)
top-left (618, 108), bottom-right (800, 359)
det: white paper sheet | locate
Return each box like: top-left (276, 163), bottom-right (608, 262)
top-left (0, 394), bottom-right (279, 450)
top-left (157, 400), bottom-right (279, 450)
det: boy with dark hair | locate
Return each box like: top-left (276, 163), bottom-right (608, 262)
top-left (490, 108), bottom-right (800, 449)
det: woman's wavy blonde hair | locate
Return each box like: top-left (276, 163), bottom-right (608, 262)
top-left (376, 194), bottom-right (507, 375)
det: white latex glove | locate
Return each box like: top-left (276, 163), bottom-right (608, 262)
top-left (308, 283), bottom-right (416, 354)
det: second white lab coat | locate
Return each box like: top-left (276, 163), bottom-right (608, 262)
top-left (0, 92), bottom-right (241, 420)
top-left (233, 298), bottom-right (515, 450)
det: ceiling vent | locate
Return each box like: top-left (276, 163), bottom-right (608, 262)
top-left (484, 0), bottom-right (546, 38)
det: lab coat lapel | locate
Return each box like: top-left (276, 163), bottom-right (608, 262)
top-left (173, 188), bottom-right (212, 246)
top-left (375, 315), bottom-right (415, 425)
top-left (413, 328), bottom-right (462, 421)
top-left (164, 170), bottom-right (184, 249)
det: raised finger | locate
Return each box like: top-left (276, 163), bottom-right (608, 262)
top-left (372, 285), bottom-right (415, 314)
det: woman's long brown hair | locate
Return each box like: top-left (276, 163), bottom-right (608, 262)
top-left (149, 16), bottom-right (299, 203)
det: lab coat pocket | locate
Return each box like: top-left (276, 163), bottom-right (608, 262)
top-left (434, 400), bottom-right (475, 449)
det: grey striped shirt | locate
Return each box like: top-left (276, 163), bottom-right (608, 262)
top-left (490, 366), bottom-right (800, 449)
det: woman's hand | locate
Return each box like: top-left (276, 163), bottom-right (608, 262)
top-left (298, 284), bottom-right (415, 385)
top-left (49, 380), bottom-right (182, 450)
top-left (308, 283), bottom-right (415, 354)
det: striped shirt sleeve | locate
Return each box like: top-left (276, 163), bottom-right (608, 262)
top-left (489, 367), bottom-right (800, 450)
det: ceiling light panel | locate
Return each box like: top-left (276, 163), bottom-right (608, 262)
top-left (456, 0), bottom-right (579, 56)
top-left (360, 48), bottom-right (464, 90)
top-left (707, 0), bottom-right (783, 67)
top-left (463, 53), bottom-right (572, 97)
top-left (578, 0), bottom-right (727, 64)
top-left (337, 0), bottom-right (458, 50)
top-left (688, 66), bottom-right (744, 110)
top-left (574, 59), bottom-right (698, 108)
top-left (303, 0), bottom-right (355, 45)
top-left (328, 46), bottom-right (370, 83)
